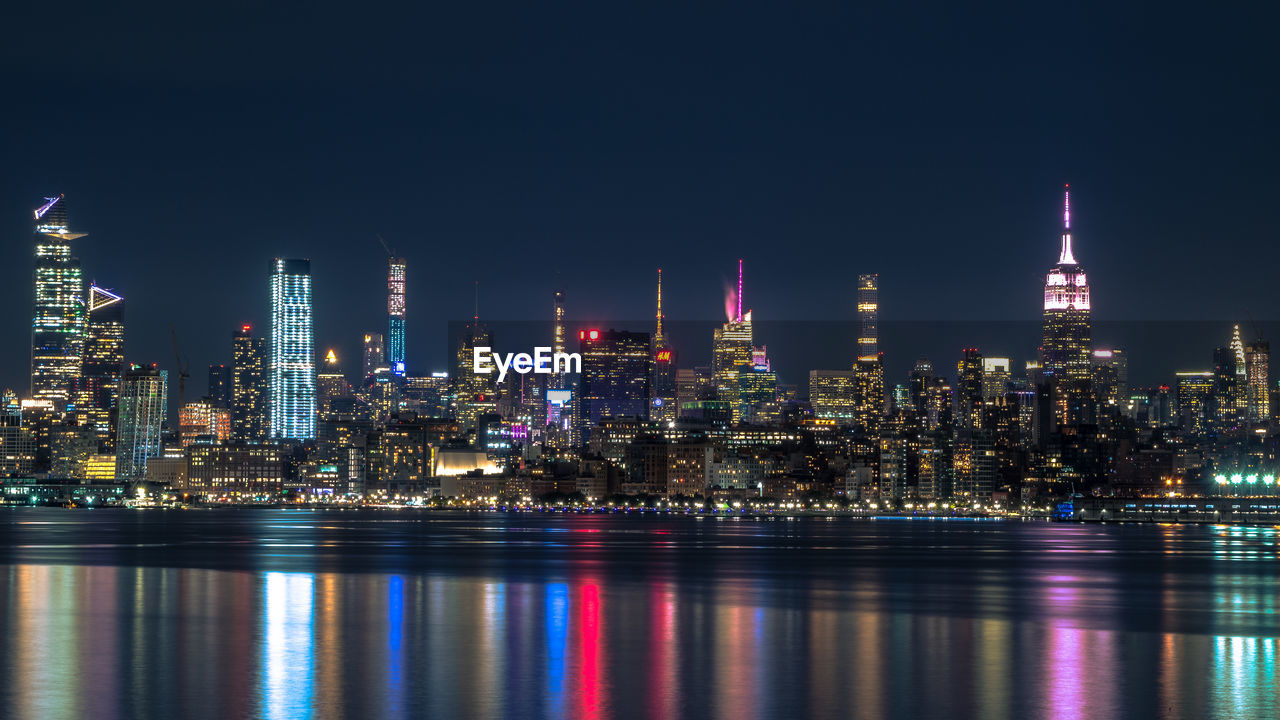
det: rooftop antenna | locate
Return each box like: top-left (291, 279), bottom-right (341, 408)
top-left (736, 258), bottom-right (743, 323)
top-left (655, 268), bottom-right (665, 346)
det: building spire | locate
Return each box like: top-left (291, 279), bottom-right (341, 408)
top-left (736, 258), bottom-right (744, 323)
top-left (1058, 184), bottom-right (1076, 265)
top-left (473, 280), bottom-right (479, 323)
top-left (655, 268), bottom-right (665, 346)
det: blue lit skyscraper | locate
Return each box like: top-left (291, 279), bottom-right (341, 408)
top-left (269, 258), bottom-right (316, 440)
top-left (387, 256), bottom-right (406, 375)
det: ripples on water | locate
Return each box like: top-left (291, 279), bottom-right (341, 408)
top-left (0, 510), bottom-right (1276, 720)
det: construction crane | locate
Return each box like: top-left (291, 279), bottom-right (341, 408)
top-left (376, 233), bottom-right (395, 257)
top-left (169, 323), bottom-right (191, 408)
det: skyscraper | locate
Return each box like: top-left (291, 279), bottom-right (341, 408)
top-left (1040, 185), bottom-right (1092, 427)
top-left (316, 349), bottom-right (350, 414)
top-left (1246, 339), bottom-right (1270, 424)
top-left (957, 348), bottom-right (984, 430)
top-left (31, 195), bottom-right (88, 407)
top-left (387, 256), bottom-right (407, 375)
top-left (857, 274), bottom-right (878, 362)
top-left (362, 333), bottom-right (386, 380)
top-left (454, 289), bottom-right (497, 434)
top-left (651, 269), bottom-right (678, 422)
top-left (577, 329), bottom-right (652, 446)
top-left (207, 363), bottom-right (232, 408)
top-left (231, 325), bottom-right (267, 442)
top-left (713, 260), bottom-right (754, 423)
top-left (115, 364), bottom-right (167, 481)
top-left (268, 258), bottom-right (316, 440)
top-left (76, 284), bottom-right (124, 450)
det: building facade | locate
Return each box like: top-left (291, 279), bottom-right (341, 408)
top-left (268, 258), bottom-right (316, 440)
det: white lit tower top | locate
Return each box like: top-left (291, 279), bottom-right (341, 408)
top-left (1043, 185), bottom-right (1090, 313)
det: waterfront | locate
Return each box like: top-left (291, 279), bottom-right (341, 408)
top-left (0, 509), bottom-right (1277, 719)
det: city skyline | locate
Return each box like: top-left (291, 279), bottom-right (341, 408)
top-left (8, 188), bottom-right (1279, 400)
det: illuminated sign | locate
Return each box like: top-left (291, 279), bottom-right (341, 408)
top-left (547, 389), bottom-right (572, 406)
top-left (656, 350), bottom-right (672, 362)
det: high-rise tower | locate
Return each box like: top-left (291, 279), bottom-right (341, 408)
top-left (651, 269), bottom-right (678, 421)
top-left (713, 260), bottom-right (754, 423)
top-left (1040, 185), bottom-right (1092, 427)
top-left (1246, 339), bottom-right (1271, 424)
top-left (232, 325), bottom-right (267, 442)
top-left (76, 285), bottom-right (125, 450)
top-left (268, 259), bottom-right (316, 440)
top-left (857, 274), bottom-right (878, 362)
top-left (387, 256), bottom-right (407, 375)
top-left (115, 364), bottom-right (167, 481)
top-left (31, 195), bottom-right (88, 407)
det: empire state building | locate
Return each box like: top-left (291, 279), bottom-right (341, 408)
top-left (1040, 185), bottom-right (1093, 426)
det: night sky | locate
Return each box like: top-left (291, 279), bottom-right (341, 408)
top-left (3, 2), bottom-right (1277, 395)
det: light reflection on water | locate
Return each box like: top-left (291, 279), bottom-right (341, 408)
top-left (0, 511), bottom-right (1278, 719)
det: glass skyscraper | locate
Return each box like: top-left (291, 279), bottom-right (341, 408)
top-left (31, 195), bottom-right (87, 407)
top-left (268, 258), bottom-right (316, 440)
top-left (115, 364), bottom-right (167, 481)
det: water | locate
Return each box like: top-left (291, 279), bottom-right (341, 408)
top-left (0, 509), bottom-right (1276, 720)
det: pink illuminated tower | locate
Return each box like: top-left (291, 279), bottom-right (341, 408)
top-left (1040, 184), bottom-right (1093, 426)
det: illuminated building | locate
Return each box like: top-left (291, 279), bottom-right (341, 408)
top-left (207, 363), bottom-right (232, 408)
top-left (1175, 371), bottom-right (1213, 433)
top-left (713, 260), bottom-right (754, 422)
top-left (367, 415), bottom-right (432, 491)
top-left (402, 373), bottom-right (451, 418)
top-left (981, 357), bottom-right (1012, 401)
top-left (543, 287), bottom-right (575, 449)
top-left (31, 195), bottom-right (88, 407)
top-left (1246, 339), bottom-right (1270, 424)
top-left (179, 398), bottom-right (231, 446)
top-left (577, 329), bottom-right (652, 446)
top-left (316, 349), bottom-right (350, 414)
top-left (362, 333), bottom-right (385, 380)
top-left (231, 325), bottom-right (267, 442)
top-left (1231, 325), bottom-right (1249, 419)
top-left (809, 370), bottom-right (857, 423)
top-left (83, 453), bottom-right (115, 481)
top-left (853, 356), bottom-right (885, 434)
top-left (651, 269), bottom-right (678, 422)
top-left (49, 425), bottom-right (95, 478)
top-left (268, 258), bottom-right (316, 440)
top-left (957, 348), bottom-right (984, 430)
top-left (1040, 185), bottom-right (1093, 427)
top-left (857, 274), bottom-right (878, 361)
top-left (1092, 349), bottom-right (1127, 410)
top-left (75, 285), bottom-right (124, 450)
top-left (454, 312), bottom-right (497, 435)
top-left (907, 358), bottom-right (935, 421)
top-left (387, 256), bottom-right (407, 375)
top-left (186, 443), bottom-right (284, 498)
top-left (1210, 345), bottom-right (1241, 431)
top-left (624, 438), bottom-right (712, 497)
top-left (0, 410), bottom-right (35, 477)
top-left (952, 429), bottom-right (995, 501)
top-left (737, 349), bottom-right (777, 423)
top-left (115, 364), bottom-right (167, 481)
